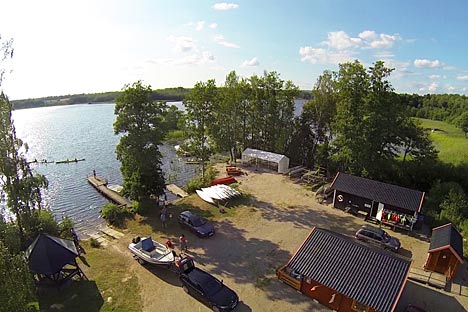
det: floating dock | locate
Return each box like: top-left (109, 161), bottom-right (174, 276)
top-left (87, 175), bottom-right (132, 207)
top-left (166, 184), bottom-right (188, 198)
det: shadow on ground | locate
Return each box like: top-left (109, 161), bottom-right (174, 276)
top-left (396, 280), bottom-right (467, 312)
top-left (38, 280), bottom-right (103, 312)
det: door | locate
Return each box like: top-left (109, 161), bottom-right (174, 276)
top-left (434, 250), bottom-right (452, 275)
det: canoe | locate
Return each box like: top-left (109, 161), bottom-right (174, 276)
top-left (209, 176), bottom-right (237, 186)
top-left (196, 189), bottom-right (216, 204)
top-left (56, 158), bottom-right (85, 164)
top-left (128, 237), bottom-right (175, 266)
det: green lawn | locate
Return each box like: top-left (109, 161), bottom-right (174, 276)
top-left (415, 118), bottom-right (468, 165)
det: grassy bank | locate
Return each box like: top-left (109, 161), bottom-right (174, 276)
top-left (415, 117), bottom-right (468, 165)
top-left (37, 241), bottom-right (141, 312)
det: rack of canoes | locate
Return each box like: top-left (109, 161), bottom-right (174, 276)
top-left (56, 158), bottom-right (85, 164)
top-left (209, 176), bottom-right (237, 186)
top-left (27, 158), bottom-right (86, 164)
top-left (226, 166), bottom-right (244, 176)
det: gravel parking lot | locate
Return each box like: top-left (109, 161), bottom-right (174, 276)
top-left (107, 165), bottom-right (468, 312)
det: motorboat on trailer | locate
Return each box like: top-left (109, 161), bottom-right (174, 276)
top-left (128, 236), bottom-right (175, 265)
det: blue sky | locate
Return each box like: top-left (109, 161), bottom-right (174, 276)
top-left (1, 0), bottom-right (468, 100)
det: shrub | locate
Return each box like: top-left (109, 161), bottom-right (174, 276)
top-left (185, 176), bottom-right (205, 194)
top-left (130, 200), bottom-right (153, 215)
top-left (101, 203), bottom-right (128, 226)
top-left (24, 210), bottom-right (59, 242)
top-left (58, 216), bottom-right (75, 239)
top-left (89, 238), bottom-right (101, 248)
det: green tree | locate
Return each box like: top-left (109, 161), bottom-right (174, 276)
top-left (457, 111), bottom-right (468, 137)
top-left (183, 79), bottom-right (218, 179)
top-left (114, 81), bottom-right (167, 201)
top-left (440, 189), bottom-right (468, 227)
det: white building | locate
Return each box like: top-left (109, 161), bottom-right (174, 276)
top-left (241, 148), bottom-right (290, 174)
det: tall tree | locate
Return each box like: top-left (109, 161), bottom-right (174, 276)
top-left (114, 81), bottom-right (167, 201)
top-left (457, 111), bottom-right (468, 137)
top-left (183, 79), bottom-right (217, 179)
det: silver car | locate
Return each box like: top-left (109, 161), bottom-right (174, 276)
top-left (354, 225), bottom-right (401, 252)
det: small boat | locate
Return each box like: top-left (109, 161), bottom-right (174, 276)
top-left (196, 189), bottom-right (216, 204)
top-left (56, 158), bottom-right (86, 164)
top-left (209, 176), bottom-right (237, 186)
top-left (128, 237), bottom-right (175, 266)
top-left (185, 157), bottom-right (200, 164)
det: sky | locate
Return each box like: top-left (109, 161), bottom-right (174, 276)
top-left (1, 0), bottom-right (468, 100)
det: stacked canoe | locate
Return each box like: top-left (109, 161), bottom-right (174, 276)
top-left (196, 185), bottom-right (241, 204)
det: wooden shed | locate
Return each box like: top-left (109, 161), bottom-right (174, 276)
top-left (277, 228), bottom-right (411, 312)
top-left (424, 223), bottom-right (464, 280)
top-left (330, 172), bottom-right (425, 231)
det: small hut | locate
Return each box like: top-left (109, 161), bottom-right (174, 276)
top-left (424, 223), bottom-right (464, 280)
top-left (25, 233), bottom-right (85, 285)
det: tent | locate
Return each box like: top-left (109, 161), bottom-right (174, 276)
top-left (25, 233), bottom-right (84, 284)
top-left (242, 148), bottom-right (290, 173)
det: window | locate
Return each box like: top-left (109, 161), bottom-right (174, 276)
top-left (351, 300), bottom-right (368, 312)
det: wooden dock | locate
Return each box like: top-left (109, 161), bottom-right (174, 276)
top-left (408, 268), bottom-right (447, 289)
top-left (87, 176), bottom-right (132, 207)
top-left (166, 184), bottom-right (188, 198)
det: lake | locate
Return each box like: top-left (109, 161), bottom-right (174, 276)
top-left (10, 103), bottom-right (199, 237)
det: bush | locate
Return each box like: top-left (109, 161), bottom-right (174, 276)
top-left (185, 176), bottom-right (205, 194)
top-left (101, 203), bottom-right (128, 226)
top-left (89, 238), bottom-right (101, 248)
top-left (24, 210), bottom-right (59, 242)
top-left (130, 200), bottom-right (153, 215)
top-left (58, 216), bottom-right (74, 239)
top-left (165, 130), bottom-right (185, 142)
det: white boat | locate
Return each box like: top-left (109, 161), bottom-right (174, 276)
top-left (217, 184), bottom-right (241, 197)
top-left (128, 237), bottom-right (175, 265)
top-left (196, 189), bottom-right (216, 204)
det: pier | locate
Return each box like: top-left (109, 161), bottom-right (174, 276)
top-left (166, 184), bottom-right (189, 198)
top-left (87, 175), bottom-right (132, 207)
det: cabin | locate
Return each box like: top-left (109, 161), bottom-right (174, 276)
top-left (330, 172), bottom-right (425, 231)
top-left (277, 228), bottom-right (411, 312)
top-left (241, 148), bottom-right (289, 174)
top-left (424, 223), bottom-right (464, 280)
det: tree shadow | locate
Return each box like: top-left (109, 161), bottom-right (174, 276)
top-left (398, 247), bottom-right (413, 259)
top-left (396, 280), bottom-right (467, 312)
top-left (139, 263), bottom-right (182, 287)
top-left (38, 280), bottom-right (104, 312)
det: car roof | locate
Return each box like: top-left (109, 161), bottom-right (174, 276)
top-left (187, 267), bottom-right (217, 284)
top-left (181, 210), bottom-right (195, 217)
top-left (360, 225), bottom-right (385, 235)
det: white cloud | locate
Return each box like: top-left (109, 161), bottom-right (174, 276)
top-left (414, 59), bottom-right (441, 68)
top-left (242, 57), bottom-right (259, 67)
top-left (299, 46), bottom-right (354, 65)
top-left (447, 86), bottom-right (456, 92)
top-left (373, 51), bottom-right (395, 59)
top-left (321, 30), bottom-right (399, 50)
top-left (212, 2), bottom-right (239, 10)
top-left (167, 35), bottom-right (195, 52)
top-left (196, 21), bottom-right (205, 31)
top-left (148, 51), bottom-right (215, 66)
top-left (214, 35), bottom-right (239, 48)
top-left (429, 74), bottom-right (440, 79)
top-left (456, 75), bottom-right (468, 81)
top-left (418, 82), bottom-right (439, 93)
top-left (208, 23), bottom-right (218, 29)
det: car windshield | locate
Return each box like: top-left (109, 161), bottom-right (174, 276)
top-left (382, 232), bottom-right (391, 242)
top-left (192, 216), bottom-right (206, 227)
top-left (201, 278), bottom-right (223, 296)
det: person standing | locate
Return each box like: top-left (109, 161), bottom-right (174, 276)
top-left (179, 234), bottom-right (188, 252)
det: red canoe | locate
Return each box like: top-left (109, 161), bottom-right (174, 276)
top-left (209, 176), bottom-right (237, 186)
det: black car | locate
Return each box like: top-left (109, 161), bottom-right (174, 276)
top-left (354, 225), bottom-right (401, 252)
top-left (178, 210), bottom-right (215, 237)
top-left (179, 258), bottom-right (238, 312)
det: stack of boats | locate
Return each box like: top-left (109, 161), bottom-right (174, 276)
top-left (196, 184), bottom-right (241, 204)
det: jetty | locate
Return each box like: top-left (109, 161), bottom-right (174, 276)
top-left (166, 184), bottom-right (188, 198)
top-left (87, 175), bottom-right (132, 207)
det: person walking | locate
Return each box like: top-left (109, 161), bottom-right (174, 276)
top-left (179, 234), bottom-right (188, 253)
top-left (160, 211), bottom-right (167, 229)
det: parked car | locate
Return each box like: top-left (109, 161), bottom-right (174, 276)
top-left (179, 257), bottom-right (239, 312)
top-left (178, 210), bottom-right (215, 237)
top-left (354, 225), bottom-right (400, 252)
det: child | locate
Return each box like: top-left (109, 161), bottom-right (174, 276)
top-left (179, 234), bottom-right (188, 252)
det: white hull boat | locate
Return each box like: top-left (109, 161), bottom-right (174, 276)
top-left (128, 237), bottom-right (175, 265)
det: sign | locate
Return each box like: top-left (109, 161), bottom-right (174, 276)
top-left (337, 194), bottom-right (344, 202)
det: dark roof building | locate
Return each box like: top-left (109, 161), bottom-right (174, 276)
top-left (424, 223), bottom-right (464, 280)
top-left (329, 172), bottom-right (425, 230)
top-left (277, 228), bottom-right (411, 312)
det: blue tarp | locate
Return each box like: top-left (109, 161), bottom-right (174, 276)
top-left (25, 233), bottom-right (79, 275)
top-left (141, 237), bottom-right (154, 252)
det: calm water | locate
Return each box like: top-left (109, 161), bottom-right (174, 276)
top-left (11, 103), bottom-right (198, 237)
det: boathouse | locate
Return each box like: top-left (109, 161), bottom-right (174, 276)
top-left (277, 228), bottom-right (411, 312)
top-left (424, 223), bottom-right (464, 280)
top-left (330, 172), bottom-right (425, 230)
top-left (241, 148), bottom-right (289, 174)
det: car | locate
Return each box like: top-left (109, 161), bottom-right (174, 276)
top-left (178, 257), bottom-right (239, 312)
top-left (178, 210), bottom-right (215, 237)
top-left (354, 225), bottom-right (401, 252)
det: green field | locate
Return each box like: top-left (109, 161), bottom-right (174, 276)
top-left (415, 118), bottom-right (468, 165)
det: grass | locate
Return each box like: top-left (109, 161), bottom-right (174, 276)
top-left (415, 117), bottom-right (468, 165)
top-left (37, 241), bottom-right (141, 312)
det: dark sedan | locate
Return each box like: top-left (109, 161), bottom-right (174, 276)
top-left (178, 210), bottom-right (215, 237)
top-left (179, 258), bottom-right (238, 312)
